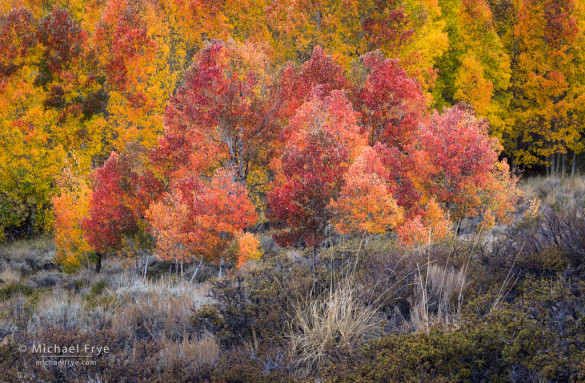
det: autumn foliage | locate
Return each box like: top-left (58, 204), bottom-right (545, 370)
top-left (267, 90), bottom-right (365, 247)
top-left (58, 40), bottom-right (520, 271)
top-left (52, 163), bottom-right (93, 272)
top-left (157, 39), bottom-right (274, 182)
top-left (146, 168), bottom-right (258, 265)
top-left (330, 146), bottom-right (403, 236)
top-left (81, 149), bottom-right (163, 254)
top-left (349, 50), bottom-right (427, 148)
top-left (0, 2), bottom-right (534, 271)
top-left (408, 104), bottom-right (515, 222)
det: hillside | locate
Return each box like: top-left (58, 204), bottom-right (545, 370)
top-left (1, 176), bottom-right (584, 382)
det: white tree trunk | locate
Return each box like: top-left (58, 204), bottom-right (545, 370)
top-left (189, 257), bottom-right (204, 284)
top-left (218, 256), bottom-right (224, 278)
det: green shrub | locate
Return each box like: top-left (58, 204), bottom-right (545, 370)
top-left (0, 282), bottom-right (34, 301)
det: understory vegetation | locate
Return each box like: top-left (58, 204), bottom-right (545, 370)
top-left (1, 176), bottom-right (584, 382)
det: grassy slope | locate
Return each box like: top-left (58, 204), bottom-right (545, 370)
top-left (0, 176), bottom-right (584, 382)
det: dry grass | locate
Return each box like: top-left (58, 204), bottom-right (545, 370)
top-left (520, 176), bottom-right (585, 207)
top-left (110, 275), bottom-right (210, 340)
top-left (0, 235), bottom-right (54, 256)
top-left (7, 271), bottom-right (213, 342)
top-left (27, 289), bottom-right (113, 334)
top-left (159, 332), bottom-right (220, 369)
top-left (0, 266), bottom-right (21, 284)
top-left (0, 235), bottom-right (55, 275)
top-left (83, 377), bottom-right (108, 383)
top-left (110, 274), bottom-right (210, 304)
top-left (0, 236), bottom-right (223, 379)
top-left (0, 295), bottom-right (27, 333)
top-left (29, 291), bottom-right (85, 331)
top-left (427, 263), bottom-right (466, 305)
top-left (409, 263), bottom-right (466, 333)
top-left (288, 281), bottom-right (381, 373)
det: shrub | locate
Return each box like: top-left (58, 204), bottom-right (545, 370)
top-left (191, 256), bottom-right (298, 348)
top-left (0, 282), bottom-right (34, 301)
top-left (326, 274), bottom-right (585, 382)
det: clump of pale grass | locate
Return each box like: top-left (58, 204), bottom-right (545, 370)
top-left (520, 176), bottom-right (585, 208)
top-left (426, 263), bottom-right (466, 308)
top-left (0, 235), bottom-right (54, 257)
top-left (288, 282), bottom-right (381, 373)
top-left (0, 295), bottom-right (27, 332)
top-left (110, 274), bottom-right (210, 305)
top-left (19, 273), bottom-right (211, 341)
top-left (110, 275), bottom-right (210, 340)
top-left (27, 290), bottom-right (113, 333)
top-left (0, 267), bottom-right (21, 284)
top-left (28, 291), bottom-right (84, 332)
top-left (111, 290), bottom-right (192, 340)
top-left (83, 376), bottom-right (108, 383)
top-left (409, 263), bottom-right (466, 333)
top-left (159, 332), bottom-right (220, 369)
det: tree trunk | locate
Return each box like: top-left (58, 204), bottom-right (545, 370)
top-left (551, 154), bottom-right (556, 176)
top-left (572, 152), bottom-right (577, 177)
top-left (238, 129), bottom-right (245, 181)
top-left (29, 205), bottom-right (36, 235)
top-left (190, 257), bottom-right (204, 284)
top-left (95, 252), bottom-right (102, 273)
top-left (143, 254), bottom-right (149, 279)
top-left (218, 256), bottom-right (224, 278)
top-left (562, 153), bottom-right (566, 178)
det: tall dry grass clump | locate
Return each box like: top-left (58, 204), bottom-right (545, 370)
top-left (288, 281), bottom-right (381, 373)
top-left (0, 267), bottom-right (21, 284)
top-left (159, 332), bottom-right (220, 369)
top-left (108, 275), bottom-right (210, 340)
top-left (520, 176), bottom-right (585, 208)
top-left (410, 263), bottom-right (466, 332)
